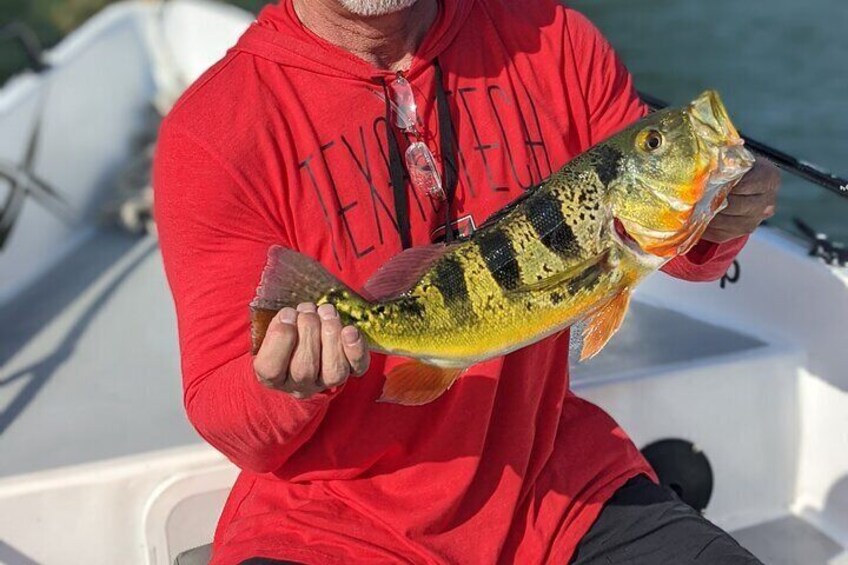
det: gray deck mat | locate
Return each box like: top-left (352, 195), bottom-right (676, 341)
top-left (570, 298), bottom-right (765, 385)
top-left (0, 231), bottom-right (199, 478)
top-left (733, 515), bottom-right (845, 565)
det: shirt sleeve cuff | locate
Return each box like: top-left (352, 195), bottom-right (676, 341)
top-left (679, 239), bottom-right (722, 266)
top-left (660, 235), bottom-right (748, 282)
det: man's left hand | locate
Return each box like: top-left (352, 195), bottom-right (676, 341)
top-left (701, 158), bottom-right (781, 243)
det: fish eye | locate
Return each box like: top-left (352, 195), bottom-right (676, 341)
top-left (641, 129), bottom-right (664, 152)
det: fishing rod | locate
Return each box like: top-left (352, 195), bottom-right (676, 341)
top-left (639, 91), bottom-right (848, 200)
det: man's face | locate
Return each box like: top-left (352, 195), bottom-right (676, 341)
top-left (336, 0), bottom-right (419, 17)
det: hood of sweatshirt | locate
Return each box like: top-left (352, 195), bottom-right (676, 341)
top-left (234, 0), bottom-right (474, 82)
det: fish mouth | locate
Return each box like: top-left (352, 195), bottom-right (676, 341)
top-left (689, 90), bottom-right (740, 145)
top-left (689, 90), bottom-right (755, 188)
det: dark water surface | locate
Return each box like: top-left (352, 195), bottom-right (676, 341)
top-left (572, 0), bottom-right (848, 244)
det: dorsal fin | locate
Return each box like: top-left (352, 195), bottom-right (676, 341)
top-left (363, 243), bottom-right (452, 301)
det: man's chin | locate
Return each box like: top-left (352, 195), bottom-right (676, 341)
top-left (336, 0), bottom-right (420, 17)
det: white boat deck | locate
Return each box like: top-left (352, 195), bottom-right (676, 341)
top-left (0, 230), bottom-right (199, 478)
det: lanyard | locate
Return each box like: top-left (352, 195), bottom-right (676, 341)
top-left (382, 58), bottom-right (458, 249)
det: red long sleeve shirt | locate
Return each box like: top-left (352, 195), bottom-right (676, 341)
top-left (154, 1), bottom-right (747, 563)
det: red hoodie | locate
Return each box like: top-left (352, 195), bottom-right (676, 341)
top-left (154, 1), bottom-right (746, 563)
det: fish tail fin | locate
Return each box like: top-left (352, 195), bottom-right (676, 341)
top-left (250, 245), bottom-right (367, 353)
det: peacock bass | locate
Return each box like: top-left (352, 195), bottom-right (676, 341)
top-left (250, 90), bottom-right (754, 406)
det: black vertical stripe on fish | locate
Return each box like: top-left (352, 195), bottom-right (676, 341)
top-left (525, 192), bottom-right (579, 257)
top-left (395, 296), bottom-right (425, 317)
top-left (432, 256), bottom-right (470, 307)
top-left (475, 228), bottom-right (521, 291)
top-left (593, 145), bottom-right (622, 187)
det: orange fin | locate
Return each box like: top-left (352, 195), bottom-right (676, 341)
top-left (379, 362), bottom-right (464, 406)
top-left (580, 290), bottom-right (631, 361)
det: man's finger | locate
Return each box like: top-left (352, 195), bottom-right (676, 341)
top-left (253, 307), bottom-right (298, 388)
top-left (702, 219), bottom-right (757, 243)
top-left (731, 158), bottom-right (781, 196)
top-left (288, 303), bottom-right (322, 394)
top-left (341, 326), bottom-right (370, 377)
top-left (704, 213), bottom-right (760, 239)
top-left (720, 193), bottom-right (774, 218)
top-left (318, 304), bottom-right (351, 389)
top-left (701, 227), bottom-right (737, 244)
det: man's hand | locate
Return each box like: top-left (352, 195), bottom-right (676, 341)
top-left (253, 303), bottom-right (370, 399)
top-left (701, 158), bottom-right (781, 243)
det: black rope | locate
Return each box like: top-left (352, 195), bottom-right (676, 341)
top-left (382, 80), bottom-right (412, 250)
top-left (792, 217), bottom-right (847, 267)
top-left (434, 58), bottom-right (458, 243)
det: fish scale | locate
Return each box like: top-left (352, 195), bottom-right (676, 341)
top-left (251, 90), bottom-right (755, 405)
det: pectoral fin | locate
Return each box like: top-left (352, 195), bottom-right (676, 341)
top-left (580, 290), bottom-right (631, 361)
top-left (508, 250), bottom-right (611, 295)
top-left (379, 362), bottom-right (464, 406)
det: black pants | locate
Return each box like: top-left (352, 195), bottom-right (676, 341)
top-left (570, 475), bottom-right (762, 564)
top-left (240, 475), bottom-right (762, 565)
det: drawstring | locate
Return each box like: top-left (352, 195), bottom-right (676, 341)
top-left (382, 80), bottom-right (413, 250)
top-left (434, 58), bottom-right (458, 243)
top-left (382, 57), bottom-right (458, 249)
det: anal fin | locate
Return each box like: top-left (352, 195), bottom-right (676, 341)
top-left (580, 290), bottom-right (631, 361)
top-left (379, 362), bottom-right (464, 406)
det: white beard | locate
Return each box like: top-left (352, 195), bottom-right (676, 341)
top-left (336, 0), bottom-right (419, 17)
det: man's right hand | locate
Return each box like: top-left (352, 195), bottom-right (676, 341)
top-left (253, 303), bottom-right (370, 399)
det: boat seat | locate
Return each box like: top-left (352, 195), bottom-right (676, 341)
top-left (173, 544), bottom-right (212, 565)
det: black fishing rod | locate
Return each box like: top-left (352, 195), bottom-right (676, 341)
top-left (639, 91), bottom-right (848, 200)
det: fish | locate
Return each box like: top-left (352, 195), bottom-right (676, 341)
top-left (249, 90), bottom-right (754, 406)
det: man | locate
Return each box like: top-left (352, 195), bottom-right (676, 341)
top-left (154, 0), bottom-right (779, 563)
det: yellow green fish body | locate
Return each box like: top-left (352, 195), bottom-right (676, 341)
top-left (329, 168), bottom-right (642, 367)
top-left (251, 91), bottom-right (754, 405)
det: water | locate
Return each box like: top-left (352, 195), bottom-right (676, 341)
top-left (572, 0), bottom-right (848, 244)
